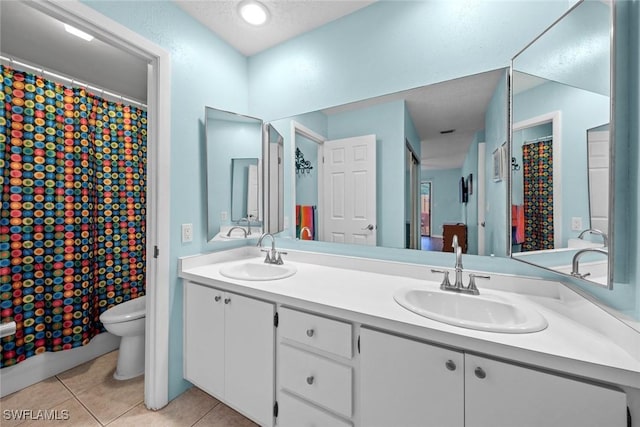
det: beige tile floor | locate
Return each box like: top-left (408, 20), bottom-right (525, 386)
top-left (0, 351), bottom-right (258, 427)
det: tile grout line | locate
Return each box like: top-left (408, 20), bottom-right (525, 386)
top-left (103, 400), bottom-right (146, 426)
top-left (54, 375), bottom-right (104, 426)
top-left (189, 400), bottom-right (223, 427)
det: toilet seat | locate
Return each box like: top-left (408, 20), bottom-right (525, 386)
top-left (100, 296), bottom-right (146, 324)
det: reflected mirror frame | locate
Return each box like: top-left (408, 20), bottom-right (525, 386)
top-left (205, 106), bottom-right (264, 242)
top-left (507, 0), bottom-right (615, 289)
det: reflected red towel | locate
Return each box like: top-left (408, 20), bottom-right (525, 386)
top-left (512, 205), bottom-right (525, 244)
top-left (296, 205), bottom-right (315, 240)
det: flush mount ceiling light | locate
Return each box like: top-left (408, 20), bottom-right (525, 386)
top-left (238, 0), bottom-right (270, 26)
top-left (64, 24), bottom-right (94, 41)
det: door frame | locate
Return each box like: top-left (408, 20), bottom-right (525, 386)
top-left (289, 121), bottom-right (326, 239)
top-left (28, 1), bottom-right (172, 409)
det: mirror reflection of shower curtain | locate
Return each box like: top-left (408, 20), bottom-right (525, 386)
top-left (522, 139), bottom-right (554, 251)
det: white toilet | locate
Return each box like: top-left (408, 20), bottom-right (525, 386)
top-left (100, 295), bottom-right (146, 380)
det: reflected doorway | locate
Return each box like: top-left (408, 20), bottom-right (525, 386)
top-left (420, 181), bottom-right (442, 251)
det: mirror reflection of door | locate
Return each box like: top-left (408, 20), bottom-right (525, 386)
top-left (322, 135), bottom-right (377, 245)
top-left (586, 124), bottom-right (609, 234)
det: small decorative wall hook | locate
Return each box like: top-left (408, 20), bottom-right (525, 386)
top-left (295, 147), bottom-right (313, 175)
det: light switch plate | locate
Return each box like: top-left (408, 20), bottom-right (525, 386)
top-left (571, 217), bottom-right (583, 231)
top-left (181, 223), bottom-right (193, 243)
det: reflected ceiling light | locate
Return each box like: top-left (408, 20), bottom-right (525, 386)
top-left (238, 0), bottom-right (269, 26)
top-left (64, 24), bottom-right (94, 41)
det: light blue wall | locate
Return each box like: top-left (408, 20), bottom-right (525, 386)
top-left (83, 0), bottom-right (250, 400)
top-left (249, 1), bottom-right (571, 120)
top-left (421, 168), bottom-right (463, 237)
top-left (513, 81), bottom-right (609, 247)
top-left (484, 69), bottom-right (509, 257)
top-left (327, 100), bottom-right (406, 247)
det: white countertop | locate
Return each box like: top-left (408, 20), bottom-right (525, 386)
top-left (179, 247), bottom-right (640, 389)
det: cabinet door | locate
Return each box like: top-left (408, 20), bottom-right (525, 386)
top-left (224, 292), bottom-right (275, 427)
top-left (183, 282), bottom-right (225, 398)
top-left (360, 328), bottom-right (464, 427)
top-left (465, 354), bottom-right (627, 427)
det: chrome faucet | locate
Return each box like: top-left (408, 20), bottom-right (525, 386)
top-left (571, 247), bottom-right (608, 279)
top-left (452, 235), bottom-right (464, 289)
top-left (300, 226), bottom-right (312, 240)
top-left (239, 217), bottom-right (252, 235)
top-left (257, 233), bottom-right (287, 265)
top-left (226, 226), bottom-right (247, 238)
top-left (577, 228), bottom-right (607, 247)
top-left (431, 234), bottom-right (489, 295)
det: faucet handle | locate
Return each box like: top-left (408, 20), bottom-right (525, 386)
top-left (275, 251), bottom-right (287, 265)
top-left (431, 269), bottom-right (451, 290)
top-left (261, 248), bottom-right (272, 264)
top-left (466, 274), bottom-right (490, 295)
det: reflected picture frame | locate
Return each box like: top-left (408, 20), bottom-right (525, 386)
top-left (492, 147), bottom-right (502, 182)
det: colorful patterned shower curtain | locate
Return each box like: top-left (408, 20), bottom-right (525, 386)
top-left (522, 139), bottom-right (554, 252)
top-left (0, 65), bottom-right (147, 367)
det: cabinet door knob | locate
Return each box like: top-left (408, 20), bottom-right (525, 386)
top-left (306, 375), bottom-right (314, 385)
top-left (445, 360), bottom-right (457, 371)
top-left (306, 329), bottom-right (315, 337)
top-left (474, 367), bottom-right (486, 379)
top-left (224, 298), bottom-right (231, 304)
top-left (214, 296), bottom-right (221, 302)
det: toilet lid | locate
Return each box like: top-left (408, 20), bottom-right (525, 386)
top-left (100, 296), bottom-right (146, 323)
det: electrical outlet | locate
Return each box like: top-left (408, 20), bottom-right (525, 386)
top-left (571, 217), bottom-right (583, 231)
top-left (220, 211), bottom-right (228, 221)
top-left (181, 223), bottom-right (193, 243)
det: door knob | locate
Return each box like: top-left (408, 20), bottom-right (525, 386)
top-left (306, 375), bottom-right (314, 385)
top-left (306, 329), bottom-right (315, 337)
top-left (474, 367), bottom-right (486, 379)
top-left (224, 298), bottom-right (231, 304)
top-left (214, 296), bottom-right (221, 302)
top-left (445, 360), bottom-right (457, 371)
top-left (361, 224), bottom-right (375, 231)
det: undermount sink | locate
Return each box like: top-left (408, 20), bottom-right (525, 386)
top-left (394, 289), bottom-right (548, 333)
top-left (219, 261), bottom-right (297, 281)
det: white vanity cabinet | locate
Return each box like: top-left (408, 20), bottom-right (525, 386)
top-left (183, 281), bottom-right (275, 427)
top-left (360, 328), bottom-right (628, 427)
top-left (276, 307), bottom-right (355, 427)
top-left (360, 327), bottom-right (465, 427)
top-left (465, 354), bottom-right (627, 427)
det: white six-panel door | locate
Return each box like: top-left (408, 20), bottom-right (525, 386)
top-left (322, 135), bottom-right (377, 245)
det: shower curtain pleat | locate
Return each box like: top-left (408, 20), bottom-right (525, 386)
top-left (0, 65), bottom-right (147, 367)
top-left (522, 139), bottom-right (554, 252)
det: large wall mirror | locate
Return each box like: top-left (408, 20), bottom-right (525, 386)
top-left (510, 0), bottom-right (614, 288)
top-left (268, 68), bottom-right (509, 256)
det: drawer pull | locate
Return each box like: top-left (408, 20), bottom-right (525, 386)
top-left (306, 375), bottom-right (315, 385)
top-left (306, 329), bottom-right (315, 337)
top-left (214, 295), bottom-right (221, 302)
top-left (445, 359), bottom-right (457, 371)
top-left (224, 298), bottom-right (231, 304)
top-left (475, 367), bottom-right (486, 379)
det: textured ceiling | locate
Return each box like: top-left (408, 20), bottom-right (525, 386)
top-left (324, 69), bottom-right (505, 169)
top-left (175, 1), bottom-right (376, 56)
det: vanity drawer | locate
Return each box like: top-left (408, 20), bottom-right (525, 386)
top-left (279, 307), bottom-right (353, 358)
top-left (279, 344), bottom-right (352, 418)
top-left (278, 391), bottom-right (352, 427)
